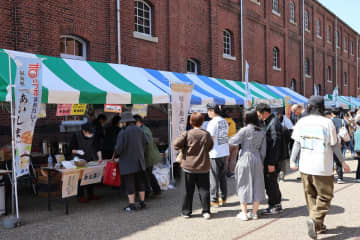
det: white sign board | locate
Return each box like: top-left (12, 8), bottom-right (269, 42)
top-left (80, 166), bottom-right (104, 186)
top-left (62, 172), bottom-right (80, 198)
top-left (253, 98), bottom-right (283, 108)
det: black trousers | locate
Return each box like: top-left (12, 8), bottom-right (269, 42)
top-left (264, 171), bottom-right (282, 207)
top-left (356, 159), bottom-right (360, 180)
top-left (182, 172), bottom-right (210, 215)
top-left (78, 184), bottom-right (94, 198)
top-left (146, 167), bottom-right (161, 194)
top-left (123, 171), bottom-right (146, 195)
top-left (334, 154), bottom-right (343, 180)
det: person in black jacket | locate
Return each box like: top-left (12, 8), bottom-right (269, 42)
top-left (256, 103), bottom-right (283, 215)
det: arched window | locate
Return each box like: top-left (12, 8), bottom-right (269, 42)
top-left (344, 72), bottom-right (347, 86)
top-left (60, 35), bottom-right (87, 60)
top-left (317, 84), bottom-right (321, 95)
top-left (327, 66), bottom-right (332, 82)
top-left (223, 30), bottom-right (232, 56)
top-left (305, 58), bottom-right (310, 76)
top-left (327, 25), bottom-right (331, 42)
top-left (350, 41), bottom-right (354, 55)
top-left (272, 0), bottom-right (279, 13)
top-left (289, 2), bottom-right (295, 23)
top-left (187, 59), bottom-right (199, 74)
top-left (273, 47), bottom-right (280, 69)
top-left (291, 79), bottom-right (296, 91)
top-left (316, 19), bottom-right (321, 37)
top-left (344, 37), bottom-right (347, 51)
top-left (304, 10), bottom-right (309, 31)
top-left (135, 0), bottom-right (152, 35)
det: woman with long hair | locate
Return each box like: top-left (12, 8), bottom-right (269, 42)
top-left (229, 110), bottom-right (267, 220)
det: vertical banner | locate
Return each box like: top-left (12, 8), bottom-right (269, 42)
top-left (62, 172), bottom-right (80, 198)
top-left (285, 96), bottom-right (292, 119)
top-left (244, 61), bottom-right (252, 109)
top-left (170, 84), bottom-right (194, 164)
top-left (14, 57), bottom-right (43, 177)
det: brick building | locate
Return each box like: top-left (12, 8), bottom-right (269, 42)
top-left (1, 0), bottom-right (359, 98)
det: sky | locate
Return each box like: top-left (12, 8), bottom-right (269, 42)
top-left (317, 0), bottom-right (360, 33)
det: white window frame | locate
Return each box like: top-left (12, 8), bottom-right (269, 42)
top-left (223, 30), bottom-right (232, 56)
top-left (187, 59), bottom-right (199, 75)
top-left (327, 66), bottom-right (332, 82)
top-left (291, 79), bottom-right (296, 90)
top-left (272, 0), bottom-right (280, 15)
top-left (344, 72), bottom-right (348, 86)
top-left (273, 47), bottom-right (281, 70)
top-left (304, 11), bottom-right (310, 31)
top-left (327, 25), bottom-right (331, 43)
top-left (290, 2), bottom-right (295, 23)
top-left (350, 41), bottom-right (354, 55)
top-left (134, 0), bottom-right (152, 36)
top-left (316, 19), bottom-right (321, 38)
top-left (305, 58), bottom-right (311, 77)
top-left (60, 35), bottom-right (87, 60)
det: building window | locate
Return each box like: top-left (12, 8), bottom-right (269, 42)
top-left (223, 30), bottom-right (232, 56)
top-left (135, 0), bottom-right (152, 35)
top-left (327, 26), bottom-right (331, 42)
top-left (273, 47), bottom-right (280, 69)
top-left (344, 37), bottom-right (347, 51)
top-left (317, 84), bottom-right (321, 95)
top-left (289, 2), bottom-right (295, 23)
top-left (291, 79), bottom-right (296, 91)
top-left (327, 66), bottom-right (332, 82)
top-left (272, 0), bottom-right (279, 14)
top-left (187, 59), bottom-right (199, 74)
top-left (60, 35), bottom-right (87, 60)
top-left (316, 19), bottom-right (321, 37)
top-left (344, 72), bottom-right (347, 86)
top-left (304, 11), bottom-right (309, 31)
top-left (305, 58), bottom-right (310, 76)
top-left (350, 41), bottom-right (354, 55)
top-left (336, 31), bottom-right (339, 47)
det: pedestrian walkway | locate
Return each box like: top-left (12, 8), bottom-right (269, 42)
top-left (1, 160), bottom-right (359, 240)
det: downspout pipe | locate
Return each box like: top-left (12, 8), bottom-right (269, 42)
top-left (357, 37), bottom-right (359, 91)
top-left (117, 0), bottom-right (121, 64)
top-left (335, 18), bottom-right (338, 88)
top-left (240, 0), bottom-right (244, 81)
top-left (302, 0), bottom-right (305, 96)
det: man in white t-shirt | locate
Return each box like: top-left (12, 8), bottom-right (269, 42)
top-left (206, 103), bottom-right (229, 207)
top-left (290, 96), bottom-right (351, 240)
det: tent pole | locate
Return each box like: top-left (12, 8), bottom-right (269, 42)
top-left (8, 55), bottom-right (20, 221)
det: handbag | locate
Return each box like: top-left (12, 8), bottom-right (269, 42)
top-left (175, 131), bottom-right (188, 164)
top-left (339, 120), bottom-right (350, 143)
top-left (103, 155), bottom-right (121, 187)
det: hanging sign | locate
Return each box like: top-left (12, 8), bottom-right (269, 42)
top-left (171, 84), bottom-right (194, 164)
top-left (253, 98), bottom-right (284, 108)
top-left (104, 104), bottom-right (122, 113)
top-left (38, 103), bottom-right (46, 118)
top-left (13, 56), bottom-right (43, 177)
top-left (62, 171), bottom-right (80, 198)
top-left (132, 104), bottom-right (148, 118)
top-left (56, 104), bottom-right (72, 116)
top-left (71, 104), bottom-right (87, 115)
top-left (80, 166), bottom-right (104, 186)
top-left (244, 61), bottom-right (252, 109)
top-left (285, 96), bottom-right (292, 118)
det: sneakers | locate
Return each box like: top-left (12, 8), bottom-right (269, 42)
top-left (278, 171), bottom-right (285, 182)
top-left (210, 201), bottom-right (219, 208)
top-left (261, 205), bottom-right (283, 215)
top-left (124, 204), bottom-right (137, 212)
top-left (247, 212), bottom-right (259, 220)
top-left (306, 219), bottom-right (317, 240)
top-left (317, 225), bottom-right (327, 234)
top-left (182, 214), bottom-right (191, 219)
top-left (218, 198), bottom-right (226, 207)
top-left (236, 212), bottom-right (248, 221)
top-left (337, 179), bottom-right (345, 184)
top-left (203, 213), bottom-right (211, 220)
top-left (139, 201), bottom-right (146, 209)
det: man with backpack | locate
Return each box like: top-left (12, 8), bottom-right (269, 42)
top-left (256, 103), bottom-right (283, 214)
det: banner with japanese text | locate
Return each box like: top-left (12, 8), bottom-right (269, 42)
top-left (14, 56), bottom-right (43, 177)
top-left (170, 84), bottom-right (193, 164)
top-left (104, 104), bottom-right (122, 113)
top-left (285, 96), bottom-right (292, 119)
top-left (244, 61), bottom-right (252, 109)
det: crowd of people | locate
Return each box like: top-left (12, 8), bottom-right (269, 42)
top-left (68, 99), bottom-right (360, 239)
top-left (174, 97), bottom-right (358, 240)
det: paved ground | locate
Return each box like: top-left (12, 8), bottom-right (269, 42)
top-left (0, 159), bottom-right (359, 240)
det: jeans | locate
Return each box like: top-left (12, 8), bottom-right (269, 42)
top-left (333, 154), bottom-right (343, 180)
top-left (182, 172), bottom-right (210, 215)
top-left (210, 157), bottom-right (227, 202)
